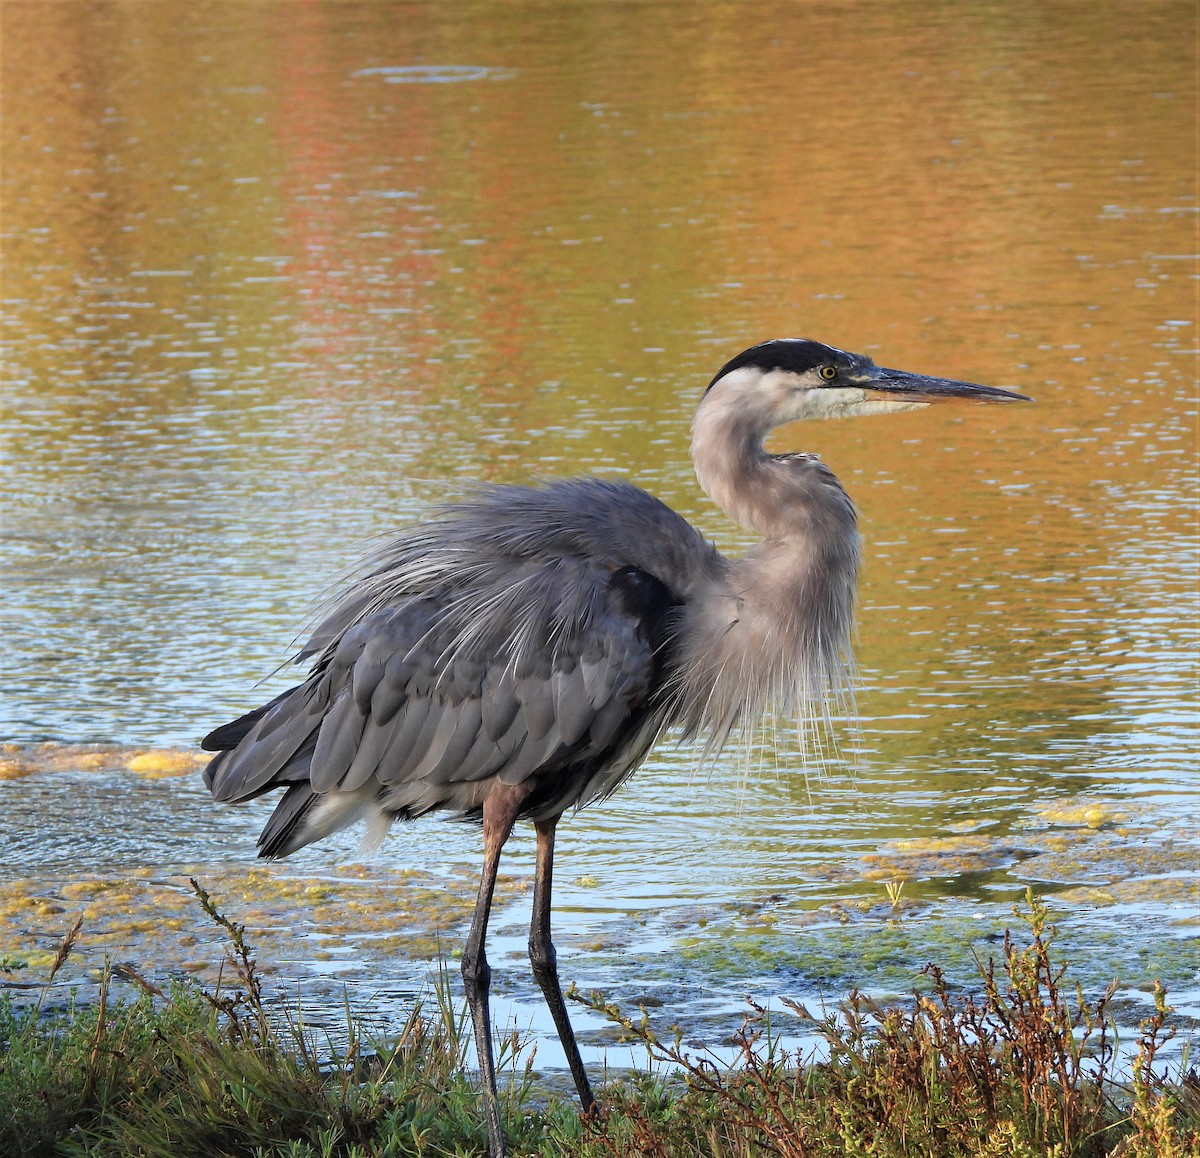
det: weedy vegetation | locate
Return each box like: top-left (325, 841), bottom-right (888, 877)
top-left (0, 885), bottom-right (1195, 1157)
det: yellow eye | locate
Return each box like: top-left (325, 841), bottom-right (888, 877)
top-left (819, 365), bottom-right (837, 381)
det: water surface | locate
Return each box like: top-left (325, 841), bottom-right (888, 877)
top-left (1, 0), bottom-right (1196, 1067)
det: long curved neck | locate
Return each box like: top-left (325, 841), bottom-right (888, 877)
top-left (691, 385), bottom-right (856, 540)
top-left (676, 381), bottom-right (861, 757)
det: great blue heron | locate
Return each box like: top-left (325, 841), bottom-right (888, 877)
top-left (203, 338), bottom-right (1028, 1156)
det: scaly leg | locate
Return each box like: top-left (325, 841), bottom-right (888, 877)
top-left (529, 816), bottom-right (595, 1110)
top-left (462, 784), bottom-right (530, 1158)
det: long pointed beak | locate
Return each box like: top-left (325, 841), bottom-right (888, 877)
top-left (868, 366), bottom-right (1031, 404)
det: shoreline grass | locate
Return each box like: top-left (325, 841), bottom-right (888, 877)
top-left (1, 885), bottom-right (1195, 1157)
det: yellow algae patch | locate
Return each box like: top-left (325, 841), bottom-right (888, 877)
top-left (61, 879), bottom-right (132, 900)
top-left (0, 948), bottom-right (58, 973)
top-left (1053, 886), bottom-right (1118, 906)
top-left (0, 758), bottom-right (38, 780)
top-left (0, 863), bottom-right (529, 989)
top-left (1037, 800), bottom-right (1128, 830)
top-left (945, 818), bottom-right (997, 834)
top-left (127, 750), bottom-right (198, 778)
top-left (861, 835), bottom-right (1028, 879)
top-left (23, 743), bottom-right (130, 775)
top-left (1055, 877), bottom-right (1200, 907)
top-left (0, 741), bottom-right (207, 779)
top-left (1028, 836), bottom-right (1200, 887)
top-left (77, 752), bottom-right (115, 772)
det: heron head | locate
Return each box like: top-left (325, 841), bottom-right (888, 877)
top-left (704, 338), bottom-right (1030, 427)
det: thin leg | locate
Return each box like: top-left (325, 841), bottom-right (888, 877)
top-left (529, 816), bottom-right (595, 1110)
top-left (463, 784), bottom-right (530, 1158)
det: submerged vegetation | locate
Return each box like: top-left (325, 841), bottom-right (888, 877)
top-left (0, 885), bottom-right (1195, 1158)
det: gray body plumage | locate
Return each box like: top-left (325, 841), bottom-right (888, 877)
top-left (205, 479), bottom-right (723, 848)
top-left (201, 337), bottom-right (1028, 1158)
top-left (203, 466), bottom-right (855, 854)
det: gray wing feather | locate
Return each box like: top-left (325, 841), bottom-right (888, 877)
top-left (407, 701), bottom-right (479, 782)
top-left (378, 700), bottom-right (443, 784)
top-left (553, 666), bottom-right (593, 746)
top-left (257, 783), bottom-right (316, 852)
top-left (439, 729), bottom-right (511, 784)
top-left (586, 693), bottom-right (637, 753)
top-left (340, 709), bottom-right (405, 792)
top-left (418, 698), bottom-right (484, 782)
top-left (310, 689), bottom-right (368, 793)
top-left (209, 689), bottom-right (323, 801)
top-left (370, 655), bottom-right (414, 727)
top-left (492, 705), bottom-right (530, 758)
top-left (383, 696), bottom-right (430, 765)
top-left (581, 653), bottom-right (613, 706)
top-left (206, 479), bottom-right (717, 842)
top-left (496, 725), bottom-right (565, 786)
top-left (352, 634), bottom-right (396, 715)
top-left (329, 578), bottom-right (654, 798)
top-left (518, 675), bottom-right (556, 741)
top-left (481, 670), bottom-right (518, 740)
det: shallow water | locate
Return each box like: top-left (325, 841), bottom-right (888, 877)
top-left (1, 0), bottom-right (1197, 1069)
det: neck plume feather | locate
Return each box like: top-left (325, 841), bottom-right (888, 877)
top-left (674, 386), bottom-right (861, 758)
